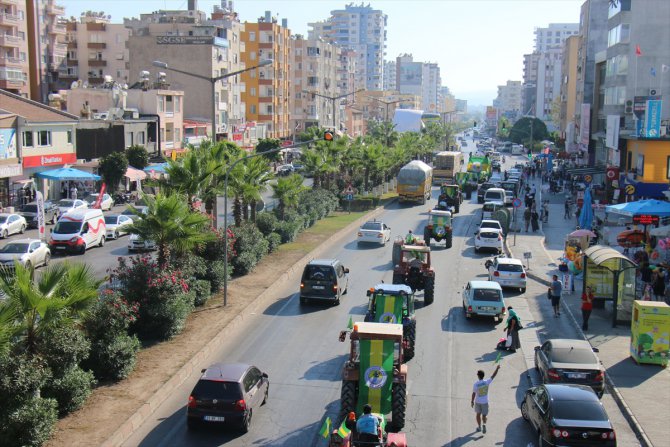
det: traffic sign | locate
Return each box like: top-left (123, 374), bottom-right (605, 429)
top-left (625, 184), bottom-right (636, 195)
top-left (584, 174), bottom-right (592, 183)
top-left (606, 169), bottom-right (617, 180)
top-left (512, 198), bottom-right (522, 208)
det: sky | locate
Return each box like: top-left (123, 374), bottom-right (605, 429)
top-left (59, 0), bottom-right (584, 107)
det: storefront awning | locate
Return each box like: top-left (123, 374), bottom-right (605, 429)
top-left (35, 167), bottom-right (101, 181)
top-left (584, 245), bottom-right (636, 269)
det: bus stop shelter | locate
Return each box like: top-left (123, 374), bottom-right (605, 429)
top-left (583, 245), bottom-right (638, 327)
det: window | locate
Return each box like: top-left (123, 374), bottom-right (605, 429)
top-left (265, 104), bottom-right (273, 114)
top-left (126, 132), bottom-right (133, 146)
top-left (137, 132), bottom-right (145, 144)
top-left (158, 96), bottom-right (164, 112)
top-left (22, 131), bottom-right (33, 147)
top-left (636, 154), bottom-right (644, 177)
top-left (250, 51), bottom-right (256, 60)
top-left (174, 128), bottom-right (180, 143)
top-left (250, 87), bottom-right (256, 96)
top-left (249, 31), bottom-right (256, 42)
top-left (250, 105), bottom-right (257, 114)
top-left (37, 130), bottom-right (51, 146)
top-left (166, 95), bottom-right (173, 113)
top-left (66, 130), bottom-right (72, 144)
top-left (175, 96), bottom-right (181, 113)
top-left (667, 156), bottom-right (670, 180)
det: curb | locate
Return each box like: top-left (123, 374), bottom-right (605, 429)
top-left (504, 231), bottom-right (652, 447)
top-left (102, 205), bottom-right (388, 447)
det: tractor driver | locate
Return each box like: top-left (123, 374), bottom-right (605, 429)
top-left (405, 229), bottom-right (416, 244)
top-left (356, 404), bottom-right (382, 444)
top-left (436, 200), bottom-right (448, 211)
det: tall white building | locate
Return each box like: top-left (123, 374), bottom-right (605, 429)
top-left (395, 54), bottom-right (441, 112)
top-left (309, 3), bottom-right (387, 91)
top-left (494, 80), bottom-right (522, 117)
top-left (533, 23), bottom-right (579, 121)
top-left (421, 63), bottom-right (441, 113)
top-left (383, 60), bottom-right (396, 91)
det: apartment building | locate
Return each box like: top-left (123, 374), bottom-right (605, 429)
top-left (240, 11), bottom-right (291, 139)
top-left (354, 90), bottom-right (419, 122)
top-left (290, 35), bottom-right (341, 133)
top-left (559, 36), bottom-right (580, 145)
top-left (533, 23), bottom-right (580, 122)
top-left (310, 3), bottom-right (387, 91)
top-left (395, 54), bottom-right (441, 113)
top-left (0, 0), bottom-right (30, 97)
top-left (522, 52), bottom-right (540, 115)
top-left (421, 62), bottom-right (441, 114)
top-left (383, 60), bottom-right (395, 91)
top-left (57, 13), bottom-right (129, 91)
top-left (126, 4), bottom-right (245, 141)
top-left (494, 80), bottom-right (523, 119)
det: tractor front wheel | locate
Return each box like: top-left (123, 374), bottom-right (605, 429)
top-left (392, 382), bottom-right (407, 431)
top-left (404, 320), bottom-right (416, 361)
top-left (339, 381), bottom-right (357, 423)
top-left (445, 233), bottom-right (453, 249)
top-left (423, 228), bottom-right (431, 246)
top-left (424, 277), bottom-right (435, 305)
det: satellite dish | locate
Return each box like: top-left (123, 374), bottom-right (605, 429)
top-left (71, 81), bottom-right (79, 89)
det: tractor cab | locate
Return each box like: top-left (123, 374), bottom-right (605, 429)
top-left (424, 209), bottom-right (453, 248)
top-left (365, 284), bottom-right (417, 361)
top-left (392, 244), bottom-right (435, 304)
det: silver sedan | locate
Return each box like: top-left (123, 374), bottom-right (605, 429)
top-left (0, 239), bottom-right (51, 270)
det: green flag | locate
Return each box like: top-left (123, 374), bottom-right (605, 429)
top-left (357, 338), bottom-right (395, 415)
top-left (347, 316), bottom-right (353, 330)
top-left (337, 419), bottom-right (351, 438)
top-left (494, 351), bottom-right (502, 364)
top-left (375, 294), bottom-right (403, 324)
top-left (318, 417), bottom-right (331, 438)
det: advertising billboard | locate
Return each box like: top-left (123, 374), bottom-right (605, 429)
top-left (0, 128), bottom-right (18, 159)
top-left (606, 115), bottom-right (620, 149)
top-left (644, 99), bottom-right (662, 138)
top-left (580, 104), bottom-right (590, 145)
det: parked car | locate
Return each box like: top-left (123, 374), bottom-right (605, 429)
top-left (104, 214), bottom-right (133, 239)
top-left (0, 239), bottom-right (50, 270)
top-left (84, 193), bottom-right (114, 211)
top-left (277, 164), bottom-right (294, 176)
top-left (357, 219), bottom-right (391, 246)
top-left (121, 206), bottom-right (149, 222)
top-left (19, 201), bottom-right (59, 227)
top-left (521, 384), bottom-right (616, 447)
top-left (186, 362), bottom-right (269, 432)
top-left (56, 199), bottom-right (87, 217)
top-left (0, 213), bottom-right (27, 238)
top-left (127, 234), bottom-right (156, 252)
top-left (462, 280), bottom-right (506, 322)
top-left (485, 256), bottom-right (527, 292)
top-left (534, 339), bottom-right (605, 397)
top-left (474, 228), bottom-right (503, 254)
top-left (299, 259), bottom-right (349, 305)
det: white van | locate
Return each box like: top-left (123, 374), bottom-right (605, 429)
top-left (49, 209), bottom-right (106, 254)
top-left (484, 187), bottom-right (507, 205)
top-left (511, 144), bottom-right (524, 155)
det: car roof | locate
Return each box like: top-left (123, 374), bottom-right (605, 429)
top-left (308, 259), bottom-right (340, 267)
top-left (546, 338), bottom-right (594, 350)
top-left (481, 219), bottom-right (501, 225)
top-left (6, 238), bottom-right (40, 244)
top-left (495, 257), bottom-right (523, 265)
top-left (469, 280), bottom-right (503, 290)
top-left (201, 362), bottom-right (251, 382)
top-left (372, 283), bottom-right (413, 294)
top-left (544, 384), bottom-right (600, 402)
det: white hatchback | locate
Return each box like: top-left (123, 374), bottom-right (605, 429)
top-left (474, 228), bottom-right (503, 254)
top-left (486, 257), bottom-right (527, 292)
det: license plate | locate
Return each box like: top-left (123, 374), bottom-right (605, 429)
top-left (312, 285), bottom-right (324, 290)
top-left (480, 306), bottom-right (494, 311)
top-left (568, 373), bottom-right (587, 379)
top-left (55, 246), bottom-right (66, 250)
top-left (203, 416), bottom-right (225, 422)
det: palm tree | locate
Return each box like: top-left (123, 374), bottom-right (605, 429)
top-left (272, 174), bottom-right (305, 220)
top-left (163, 146), bottom-right (217, 207)
top-left (241, 157), bottom-right (274, 223)
top-left (127, 193), bottom-right (215, 266)
top-left (359, 142), bottom-right (384, 192)
top-left (0, 262), bottom-right (101, 355)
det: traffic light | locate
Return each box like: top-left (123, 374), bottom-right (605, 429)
top-left (527, 150), bottom-right (532, 160)
top-left (324, 130), bottom-right (334, 141)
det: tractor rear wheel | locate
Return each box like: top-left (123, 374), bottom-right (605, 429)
top-left (339, 381), bottom-right (357, 423)
top-left (423, 228), bottom-right (431, 246)
top-left (404, 320), bottom-right (416, 361)
top-left (392, 273), bottom-right (404, 285)
top-left (424, 277), bottom-right (435, 305)
top-left (391, 382), bottom-right (407, 431)
top-left (454, 204), bottom-right (460, 214)
top-left (445, 233), bottom-right (453, 249)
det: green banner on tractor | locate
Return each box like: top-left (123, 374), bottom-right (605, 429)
top-left (357, 339), bottom-right (395, 415)
top-left (375, 294), bottom-right (404, 324)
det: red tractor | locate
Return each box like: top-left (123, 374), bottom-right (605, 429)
top-left (392, 243), bottom-right (435, 305)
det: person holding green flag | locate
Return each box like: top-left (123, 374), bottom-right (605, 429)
top-left (471, 364), bottom-right (501, 434)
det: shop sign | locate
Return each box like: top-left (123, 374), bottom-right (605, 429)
top-left (0, 163), bottom-right (22, 178)
top-left (23, 153), bottom-right (77, 168)
top-left (632, 214), bottom-right (659, 225)
top-left (232, 133), bottom-right (243, 141)
top-left (0, 129), bottom-right (18, 159)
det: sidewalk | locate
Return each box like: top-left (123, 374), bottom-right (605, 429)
top-left (505, 177), bottom-right (670, 447)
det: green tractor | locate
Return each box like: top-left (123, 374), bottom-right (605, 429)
top-left (423, 209), bottom-right (453, 248)
top-left (438, 184), bottom-right (463, 213)
top-left (338, 322), bottom-right (408, 431)
top-left (364, 284), bottom-right (417, 361)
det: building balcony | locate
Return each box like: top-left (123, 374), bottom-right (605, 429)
top-left (0, 12), bottom-right (21, 25)
top-left (49, 24), bottom-right (66, 35)
top-left (87, 76), bottom-right (103, 84)
top-left (67, 41), bottom-right (77, 49)
top-left (52, 43), bottom-right (67, 56)
top-left (0, 0), bottom-right (19, 4)
top-left (46, 3), bottom-right (65, 16)
top-left (257, 114), bottom-right (273, 121)
top-left (0, 78), bottom-right (25, 89)
top-left (0, 34), bottom-right (21, 47)
top-left (66, 59), bottom-right (78, 66)
top-left (0, 55), bottom-right (23, 66)
top-left (88, 59), bottom-right (106, 67)
top-left (258, 96), bottom-right (273, 103)
top-left (87, 42), bottom-right (106, 49)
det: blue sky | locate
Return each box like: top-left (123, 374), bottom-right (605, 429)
top-left (59, 0), bottom-right (584, 106)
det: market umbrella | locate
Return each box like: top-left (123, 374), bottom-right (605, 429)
top-left (578, 187), bottom-right (594, 230)
top-left (35, 167), bottom-right (101, 181)
top-left (569, 229), bottom-right (597, 238)
top-left (606, 199), bottom-right (670, 218)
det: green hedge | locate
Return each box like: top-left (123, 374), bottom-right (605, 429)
top-left (0, 396), bottom-right (58, 447)
top-left (266, 232), bottom-right (281, 253)
top-left (191, 279), bottom-right (212, 307)
top-left (231, 223), bottom-right (269, 276)
top-left (86, 334), bottom-right (141, 382)
top-left (43, 366), bottom-right (96, 416)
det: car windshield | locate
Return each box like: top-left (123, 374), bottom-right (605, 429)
top-left (551, 347), bottom-right (597, 364)
top-left (58, 200), bottom-right (74, 208)
top-left (21, 205), bottom-right (37, 213)
top-left (552, 401), bottom-right (607, 421)
top-left (191, 380), bottom-right (243, 400)
top-left (361, 222), bottom-right (382, 231)
top-left (481, 222), bottom-right (499, 228)
top-left (105, 216), bottom-right (119, 225)
top-left (304, 265), bottom-right (334, 281)
top-left (497, 263), bottom-right (523, 272)
top-left (53, 221), bottom-right (82, 234)
top-left (473, 288), bottom-right (502, 301)
top-left (486, 192), bottom-right (503, 200)
top-left (0, 243), bottom-right (29, 254)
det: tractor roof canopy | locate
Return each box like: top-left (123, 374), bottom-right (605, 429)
top-left (371, 284), bottom-right (413, 295)
top-left (352, 322), bottom-right (404, 340)
top-left (401, 244), bottom-right (431, 253)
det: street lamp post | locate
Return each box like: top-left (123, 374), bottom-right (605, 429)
top-left (222, 138), bottom-right (317, 306)
top-left (302, 89), bottom-right (364, 130)
top-left (152, 58), bottom-right (273, 228)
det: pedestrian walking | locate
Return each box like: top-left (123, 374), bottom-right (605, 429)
top-left (581, 286), bottom-right (594, 331)
top-left (471, 364), bottom-right (501, 434)
top-left (504, 306), bottom-right (522, 352)
top-left (564, 199), bottom-right (571, 219)
top-left (70, 184), bottom-right (78, 200)
top-left (653, 267), bottom-right (666, 301)
top-left (523, 207), bottom-right (531, 232)
top-left (549, 274), bottom-right (563, 317)
top-left (530, 208), bottom-right (539, 232)
top-left (639, 262), bottom-right (653, 297)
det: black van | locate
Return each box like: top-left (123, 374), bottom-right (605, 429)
top-left (300, 259), bottom-right (349, 305)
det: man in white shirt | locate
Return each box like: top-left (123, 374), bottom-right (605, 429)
top-left (470, 364), bottom-right (501, 434)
